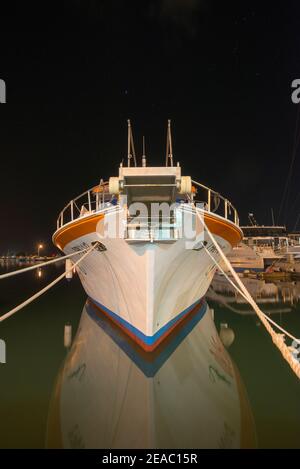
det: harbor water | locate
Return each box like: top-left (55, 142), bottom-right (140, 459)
top-left (0, 262), bottom-right (299, 448)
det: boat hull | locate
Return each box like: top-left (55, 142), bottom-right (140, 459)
top-left (53, 208), bottom-right (242, 351)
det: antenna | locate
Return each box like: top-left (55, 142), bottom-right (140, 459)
top-left (127, 119), bottom-right (137, 167)
top-left (248, 213), bottom-right (258, 226)
top-left (271, 208), bottom-right (275, 226)
top-left (166, 119), bottom-right (174, 167)
top-left (142, 135), bottom-right (146, 167)
top-left (292, 213), bottom-right (300, 232)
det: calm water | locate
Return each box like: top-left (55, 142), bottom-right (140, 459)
top-left (0, 263), bottom-right (299, 448)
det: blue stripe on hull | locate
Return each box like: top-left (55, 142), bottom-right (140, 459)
top-left (88, 296), bottom-right (206, 347)
top-left (86, 300), bottom-right (208, 377)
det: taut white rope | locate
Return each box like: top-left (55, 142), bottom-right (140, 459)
top-left (0, 243), bottom-right (98, 323)
top-left (202, 240), bottom-right (300, 344)
top-left (0, 247), bottom-right (91, 280)
top-left (198, 211), bottom-right (300, 379)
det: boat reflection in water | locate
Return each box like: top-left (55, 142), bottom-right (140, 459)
top-left (207, 273), bottom-right (300, 315)
top-left (46, 299), bottom-right (256, 449)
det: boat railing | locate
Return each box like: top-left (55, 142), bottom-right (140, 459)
top-left (192, 179), bottom-right (239, 226)
top-left (56, 181), bottom-right (112, 230)
top-left (56, 178), bottom-right (240, 231)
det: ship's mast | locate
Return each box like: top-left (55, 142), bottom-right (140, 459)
top-left (127, 119), bottom-right (137, 167)
top-left (166, 119), bottom-right (174, 167)
top-left (142, 136), bottom-right (147, 167)
top-left (271, 208), bottom-right (275, 226)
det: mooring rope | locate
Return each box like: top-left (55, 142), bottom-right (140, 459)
top-left (0, 243), bottom-right (98, 323)
top-left (198, 212), bottom-right (300, 379)
top-left (202, 240), bottom-right (300, 344)
top-left (0, 247), bottom-right (91, 280)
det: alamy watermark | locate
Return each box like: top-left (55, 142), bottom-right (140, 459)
top-left (291, 79), bottom-right (300, 104)
top-left (100, 199), bottom-right (207, 250)
top-left (0, 339), bottom-right (6, 364)
top-left (0, 79), bottom-right (6, 103)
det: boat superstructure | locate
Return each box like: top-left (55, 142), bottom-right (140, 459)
top-left (242, 224), bottom-right (288, 258)
top-left (228, 218), bottom-right (289, 271)
top-left (286, 232), bottom-right (300, 254)
top-left (53, 121), bottom-right (242, 351)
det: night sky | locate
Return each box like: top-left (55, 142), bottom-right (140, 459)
top-left (1, 1), bottom-right (300, 253)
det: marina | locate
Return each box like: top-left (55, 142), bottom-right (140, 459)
top-left (0, 120), bottom-right (300, 449)
top-left (1, 121), bottom-right (300, 449)
top-left (1, 0), bottom-right (300, 455)
top-left (1, 264), bottom-right (300, 448)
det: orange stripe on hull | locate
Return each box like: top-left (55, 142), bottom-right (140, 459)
top-left (204, 213), bottom-right (242, 248)
top-left (53, 213), bottom-right (104, 250)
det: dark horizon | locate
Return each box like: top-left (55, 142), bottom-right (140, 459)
top-left (1, 1), bottom-right (300, 253)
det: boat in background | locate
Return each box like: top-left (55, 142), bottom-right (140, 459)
top-left (241, 223), bottom-right (288, 268)
top-left (52, 121), bottom-right (242, 352)
top-left (227, 214), bottom-right (289, 272)
top-left (286, 232), bottom-right (300, 254)
top-left (268, 252), bottom-right (300, 278)
top-left (226, 243), bottom-right (264, 272)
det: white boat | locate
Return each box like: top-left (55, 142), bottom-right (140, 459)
top-left (52, 121), bottom-right (242, 351)
top-left (226, 243), bottom-right (264, 272)
top-left (286, 232), bottom-right (300, 254)
top-left (227, 219), bottom-right (289, 272)
top-left (241, 224), bottom-right (288, 268)
top-left (46, 299), bottom-right (256, 448)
